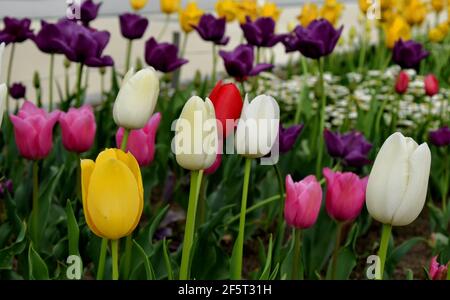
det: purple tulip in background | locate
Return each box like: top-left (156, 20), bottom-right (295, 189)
top-left (429, 127), bottom-right (450, 147)
top-left (279, 124), bottom-right (304, 153)
top-left (241, 17), bottom-right (286, 48)
top-left (323, 129), bottom-right (372, 167)
top-left (392, 39), bottom-right (429, 69)
top-left (283, 19), bottom-right (343, 59)
top-left (119, 13), bottom-right (149, 40)
top-left (9, 82), bottom-right (26, 100)
top-left (144, 38), bottom-right (188, 73)
top-left (193, 14), bottom-right (229, 45)
top-left (219, 44), bottom-right (273, 81)
top-left (0, 179), bottom-right (13, 198)
top-left (0, 17), bottom-right (34, 45)
top-left (80, 0), bottom-right (102, 27)
top-left (33, 21), bottom-right (69, 54)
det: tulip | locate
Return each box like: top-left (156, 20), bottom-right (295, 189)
top-left (119, 13), bottom-right (149, 40)
top-left (80, 0), bottom-right (101, 27)
top-left (297, 3), bottom-right (319, 27)
top-left (59, 105), bottom-right (96, 153)
top-left (358, 0), bottom-right (370, 13)
top-left (174, 96), bottom-right (218, 171)
top-left (160, 0), bottom-right (181, 15)
top-left (240, 17), bottom-right (286, 48)
top-left (385, 17), bottom-right (411, 49)
top-left (204, 153), bottom-right (222, 175)
top-left (0, 17), bottom-right (34, 45)
top-left (320, 0), bottom-right (344, 26)
top-left (324, 129), bottom-right (372, 167)
top-left (219, 44), bottom-right (273, 81)
top-left (392, 39), bottom-right (429, 69)
top-left (279, 124), bottom-right (303, 154)
top-left (259, 2), bottom-right (281, 22)
top-left (193, 14), bottom-right (229, 45)
top-left (404, 0), bottom-right (426, 26)
top-left (32, 21), bottom-right (68, 55)
top-left (429, 256), bottom-right (448, 280)
top-left (10, 101), bottom-right (60, 160)
top-left (235, 94), bottom-right (280, 159)
top-left (215, 0), bottom-right (238, 22)
top-left (431, 0), bottom-right (445, 12)
top-left (116, 113), bottom-right (161, 167)
top-left (9, 82), bottom-right (26, 100)
top-left (179, 2), bottom-right (204, 34)
top-left (129, 0), bottom-right (148, 11)
top-left (209, 80), bottom-right (243, 138)
top-left (429, 127), bottom-right (450, 147)
top-left (424, 74), bottom-right (439, 97)
top-left (113, 67), bottom-right (160, 130)
top-left (395, 71), bottom-right (409, 94)
top-left (144, 38), bottom-right (188, 73)
top-left (0, 179), bottom-right (13, 199)
top-left (236, 0), bottom-right (258, 24)
top-left (428, 27), bottom-right (446, 43)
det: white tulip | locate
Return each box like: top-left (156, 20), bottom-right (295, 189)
top-left (173, 96), bottom-right (218, 171)
top-left (113, 67), bottom-right (159, 129)
top-left (366, 132), bottom-right (431, 226)
top-left (235, 94), bottom-right (280, 158)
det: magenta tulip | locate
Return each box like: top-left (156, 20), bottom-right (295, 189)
top-left (10, 101), bottom-right (60, 160)
top-left (429, 256), bottom-right (448, 280)
top-left (116, 113), bottom-right (161, 167)
top-left (284, 174), bottom-right (322, 229)
top-left (323, 168), bottom-right (368, 222)
top-left (59, 105), bottom-right (96, 153)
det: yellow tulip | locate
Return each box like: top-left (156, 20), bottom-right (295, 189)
top-left (404, 0), bottom-right (427, 26)
top-left (82, 149), bottom-right (143, 240)
top-left (129, 0), bottom-right (148, 11)
top-left (320, 0), bottom-right (344, 26)
top-left (385, 16), bottom-right (411, 48)
top-left (431, 0), bottom-right (444, 12)
top-left (215, 0), bottom-right (238, 22)
top-left (380, 0), bottom-right (394, 10)
top-left (160, 0), bottom-right (180, 14)
top-left (297, 3), bottom-right (319, 27)
top-left (358, 0), bottom-right (370, 14)
top-left (236, 0), bottom-right (258, 24)
top-left (438, 22), bottom-right (449, 34)
top-left (380, 8), bottom-right (396, 23)
top-left (179, 2), bottom-right (204, 33)
top-left (429, 27), bottom-right (445, 42)
top-left (259, 2), bottom-right (281, 21)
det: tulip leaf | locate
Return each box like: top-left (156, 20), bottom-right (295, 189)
top-left (385, 237), bottom-right (426, 276)
top-left (269, 263), bottom-right (279, 280)
top-left (28, 243), bottom-right (49, 280)
top-left (133, 239), bottom-right (155, 280)
top-left (65, 200), bottom-right (81, 258)
top-left (0, 221), bottom-right (27, 270)
top-left (162, 238), bottom-right (173, 280)
top-left (259, 235), bottom-right (273, 280)
top-left (325, 247), bottom-right (357, 280)
top-left (148, 204), bottom-right (170, 245)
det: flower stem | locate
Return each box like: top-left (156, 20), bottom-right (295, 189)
top-left (157, 14), bottom-right (171, 40)
top-left (49, 54), bottom-right (55, 111)
top-left (75, 63), bottom-right (84, 107)
top-left (376, 224), bottom-right (392, 280)
top-left (331, 222), bottom-right (343, 279)
top-left (292, 228), bottom-right (302, 280)
top-left (294, 57), bottom-right (309, 124)
top-left (443, 150), bottom-right (448, 213)
top-left (6, 43), bottom-right (16, 112)
top-left (32, 160), bottom-right (39, 249)
top-left (120, 129), bottom-right (130, 151)
top-left (211, 44), bottom-right (217, 85)
top-left (231, 158), bottom-right (252, 280)
top-left (125, 40), bottom-right (133, 73)
top-left (315, 58), bottom-right (326, 177)
top-left (120, 127), bottom-right (131, 278)
top-left (358, 29), bottom-right (367, 73)
top-left (179, 170), bottom-right (204, 280)
top-left (96, 238), bottom-right (108, 280)
top-left (111, 239), bottom-right (119, 280)
top-left (180, 33), bottom-right (189, 59)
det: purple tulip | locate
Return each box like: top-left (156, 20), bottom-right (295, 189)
top-left (80, 0), bottom-right (102, 27)
top-left (0, 179), bottom-right (13, 198)
top-left (283, 19), bottom-right (343, 59)
top-left (241, 17), bottom-right (286, 48)
top-left (279, 124), bottom-right (304, 153)
top-left (324, 129), bottom-right (372, 167)
top-left (429, 127), bottom-right (450, 147)
top-left (9, 82), bottom-right (26, 100)
top-left (392, 39), bottom-right (429, 69)
top-left (193, 14), bottom-right (229, 45)
top-left (0, 17), bottom-right (34, 45)
top-left (144, 37), bottom-right (188, 73)
top-left (219, 44), bottom-right (273, 81)
top-left (32, 20), bottom-right (68, 54)
top-left (119, 13), bottom-right (149, 40)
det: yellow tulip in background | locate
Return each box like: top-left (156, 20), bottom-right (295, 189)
top-left (358, 0), bottom-right (370, 14)
top-left (404, 0), bottom-right (427, 26)
top-left (385, 15), bottom-right (411, 48)
top-left (297, 3), bottom-right (319, 27)
top-left (236, 0), bottom-right (258, 24)
top-left (431, 0), bottom-right (445, 12)
top-left (320, 0), bottom-right (344, 26)
top-left (259, 2), bottom-right (281, 21)
top-left (81, 149), bottom-right (144, 240)
top-left (429, 22), bottom-right (449, 42)
top-left (179, 1), bottom-right (204, 33)
top-left (129, 0), bottom-right (148, 11)
top-left (160, 0), bottom-right (180, 14)
top-left (215, 0), bottom-right (238, 22)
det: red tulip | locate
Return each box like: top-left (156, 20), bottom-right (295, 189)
top-left (209, 81), bottom-right (243, 138)
top-left (395, 71), bottom-right (409, 94)
top-left (424, 74), bottom-right (439, 97)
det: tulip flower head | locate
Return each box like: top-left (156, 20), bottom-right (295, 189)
top-left (0, 179), bottom-right (13, 199)
top-left (323, 168), bottom-right (368, 222)
top-left (392, 39), bottom-right (429, 69)
top-left (204, 143), bottom-right (223, 175)
top-left (429, 256), bottom-right (448, 280)
top-left (179, 2), bottom-right (204, 34)
top-left (9, 101), bottom-right (60, 160)
top-left (216, 0), bottom-right (238, 22)
top-left (395, 71), bottom-right (409, 94)
top-left (32, 21), bottom-right (69, 55)
top-left (259, 2), bottom-right (281, 22)
top-left (193, 14), bottom-right (230, 45)
top-left (80, 0), bottom-right (102, 27)
top-left (116, 113), bottom-right (161, 167)
top-left (404, 0), bottom-right (427, 26)
top-left (113, 67), bottom-right (160, 129)
top-left (297, 3), bottom-right (319, 27)
top-left (385, 16), bottom-right (411, 49)
top-left (160, 0), bottom-right (181, 14)
top-left (431, 0), bottom-right (445, 12)
top-left (424, 74), bottom-right (439, 97)
top-left (240, 17), bottom-right (286, 48)
top-left (59, 105), bottom-right (96, 153)
top-left (119, 13), bottom-right (149, 40)
top-left (0, 17), bottom-right (34, 45)
top-left (320, 0), bottom-right (344, 26)
top-left (130, 0), bottom-right (148, 11)
top-left (366, 132), bottom-right (431, 226)
top-left (9, 82), bottom-right (26, 100)
top-left (324, 129), bottom-right (372, 167)
top-left (236, 0), bottom-right (258, 24)
top-left (144, 38), bottom-right (188, 73)
top-left (284, 175), bottom-right (322, 229)
top-left (81, 149), bottom-right (144, 240)
top-left (429, 127), bottom-right (450, 147)
top-left (279, 124), bottom-right (303, 154)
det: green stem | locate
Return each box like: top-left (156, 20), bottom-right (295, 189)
top-left (274, 164), bottom-right (284, 221)
top-left (240, 81), bottom-right (246, 97)
top-left (100, 73), bottom-right (105, 102)
top-left (442, 150), bottom-right (448, 213)
top-left (211, 44), bottom-right (217, 85)
top-left (179, 170), bottom-right (204, 280)
top-left (75, 63), bottom-right (84, 107)
top-left (294, 57), bottom-right (309, 124)
top-left (120, 129), bottom-right (130, 151)
top-left (180, 33), bottom-right (189, 59)
top-left (358, 31), bottom-right (367, 73)
top-left (32, 161), bottom-right (39, 248)
top-left (96, 238), bottom-right (108, 280)
top-left (157, 15), bottom-right (171, 40)
top-left (231, 158), bottom-right (252, 280)
top-left (123, 235), bottom-right (133, 279)
top-left (292, 228), bottom-right (302, 280)
top-left (125, 40), bottom-right (133, 73)
top-left (196, 176), bottom-right (207, 229)
top-left (65, 65), bottom-right (70, 100)
top-left (331, 222), bottom-right (343, 280)
top-left (49, 54), bottom-right (55, 110)
top-left (376, 224), bottom-right (392, 280)
top-left (76, 153), bottom-right (81, 201)
top-left (256, 47), bottom-right (261, 64)
top-left (6, 43), bottom-right (15, 112)
top-left (226, 194), bottom-right (282, 226)
top-left (315, 58), bottom-right (326, 177)
top-left (111, 239), bottom-right (119, 280)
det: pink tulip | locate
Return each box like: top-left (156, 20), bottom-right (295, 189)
top-left (323, 167), bottom-right (368, 222)
top-left (10, 101), bottom-right (60, 160)
top-left (284, 174), bottom-right (322, 229)
top-left (429, 256), bottom-right (448, 280)
top-left (116, 113), bottom-right (161, 167)
top-left (424, 74), bottom-right (439, 97)
top-left (59, 105), bottom-right (96, 153)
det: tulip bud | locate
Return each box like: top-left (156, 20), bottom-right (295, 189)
top-left (33, 71), bottom-right (41, 89)
top-left (235, 94), bottom-right (280, 158)
top-left (59, 105), bottom-right (96, 153)
top-left (429, 256), bottom-right (448, 280)
top-left (323, 168), bottom-right (368, 222)
top-left (284, 174), bottom-right (322, 229)
top-left (395, 71), bottom-right (409, 94)
top-left (174, 96), bottom-right (218, 171)
top-left (63, 58), bottom-right (71, 69)
top-left (81, 149), bottom-right (144, 240)
top-left (366, 132), bottom-right (431, 226)
top-left (424, 74), bottom-right (439, 97)
top-left (113, 67), bottom-right (159, 129)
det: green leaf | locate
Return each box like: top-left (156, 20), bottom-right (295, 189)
top-left (163, 238), bottom-right (173, 280)
top-left (386, 237), bottom-right (426, 274)
top-left (28, 243), bottom-right (49, 280)
top-left (65, 200), bottom-right (80, 257)
top-left (0, 222), bottom-right (27, 269)
top-left (259, 235), bottom-right (273, 280)
top-left (269, 263), bottom-right (279, 280)
top-left (325, 247), bottom-right (357, 280)
top-left (148, 205), bottom-right (170, 244)
top-left (133, 239), bottom-right (155, 280)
